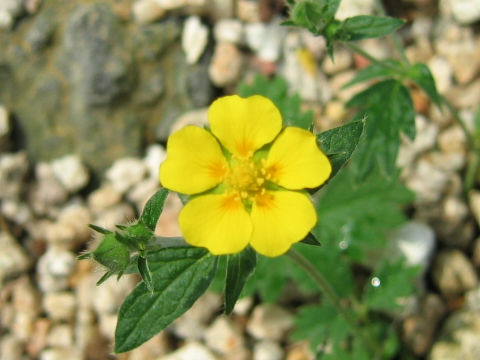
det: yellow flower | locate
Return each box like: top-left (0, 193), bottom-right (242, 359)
top-left (159, 95), bottom-right (331, 257)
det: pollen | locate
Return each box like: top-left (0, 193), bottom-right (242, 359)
top-left (225, 158), bottom-right (267, 200)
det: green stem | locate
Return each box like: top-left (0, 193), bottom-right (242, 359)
top-left (441, 97), bottom-right (476, 149)
top-left (465, 150), bottom-right (480, 193)
top-left (373, 0), bottom-right (410, 65)
top-left (286, 248), bottom-right (381, 357)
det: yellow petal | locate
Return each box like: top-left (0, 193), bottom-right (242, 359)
top-left (209, 95), bottom-right (282, 158)
top-left (179, 194), bottom-right (252, 255)
top-left (160, 126), bottom-right (228, 194)
top-left (250, 191), bottom-right (317, 257)
top-left (266, 127), bottom-right (332, 189)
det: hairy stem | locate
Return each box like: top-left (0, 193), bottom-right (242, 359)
top-left (287, 248), bottom-right (381, 357)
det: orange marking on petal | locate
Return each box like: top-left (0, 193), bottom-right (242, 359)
top-left (208, 161), bottom-right (228, 180)
top-left (255, 192), bottom-right (275, 209)
top-left (221, 194), bottom-right (243, 212)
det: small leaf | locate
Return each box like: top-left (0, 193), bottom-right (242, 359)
top-left (339, 15), bottom-right (405, 41)
top-left (96, 270), bottom-right (115, 286)
top-left (92, 233), bottom-right (130, 273)
top-left (114, 247), bottom-right (217, 353)
top-left (138, 255), bottom-right (154, 293)
top-left (291, 0), bottom-right (325, 33)
top-left (407, 63), bottom-right (442, 109)
top-left (77, 252), bottom-right (92, 260)
top-left (317, 120), bottom-right (365, 177)
top-left (123, 222), bottom-right (154, 250)
top-left (89, 224), bottom-right (112, 235)
top-left (224, 247), bottom-right (257, 315)
top-left (301, 232), bottom-right (322, 246)
top-left (140, 188), bottom-right (169, 231)
top-left (475, 106), bottom-right (480, 141)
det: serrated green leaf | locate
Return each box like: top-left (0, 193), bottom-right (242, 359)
top-left (242, 243), bottom-right (353, 302)
top-left (114, 247), bottom-right (217, 353)
top-left (346, 79), bottom-right (415, 178)
top-left (407, 63), bottom-right (442, 109)
top-left (291, 0), bottom-right (325, 33)
top-left (137, 255), bottom-right (154, 293)
top-left (317, 120), bottom-right (364, 177)
top-left (89, 224), bottom-right (112, 235)
top-left (364, 258), bottom-right (420, 312)
top-left (92, 233), bottom-right (130, 273)
top-left (313, 167), bottom-right (413, 264)
top-left (342, 59), bottom-right (404, 88)
top-left (139, 188), bottom-right (169, 231)
top-left (224, 247), bottom-right (257, 315)
top-left (339, 15), bottom-right (405, 41)
top-left (292, 304), bottom-right (350, 353)
top-left (238, 75), bottom-right (314, 130)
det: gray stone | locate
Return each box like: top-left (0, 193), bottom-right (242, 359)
top-left (132, 20), bottom-right (181, 62)
top-left (0, 335), bottom-right (24, 360)
top-left (158, 341), bottom-right (218, 360)
top-left (0, 232), bottom-right (31, 283)
top-left (135, 70), bottom-right (165, 105)
top-left (429, 310), bottom-right (480, 360)
top-left (0, 152), bottom-right (28, 201)
top-left (253, 340), bottom-right (284, 360)
top-left (37, 248), bottom-right (76, 292)
top-left (25, 9), bottom-right (57, 51)
top-left (132, 0), bottom-right (166, 24)
top-left (247, 304), bottom-right (293, 341)
top-left (432, 249), bottom-right (478, 298)
top-left (59, 4), bottom-right (133, 106)
top-left (43, 292), bottom-right (77, 321)
top-left (40, 347), bottom-right (83, 360)
top-left (205, 316), bottom-right (245, 354)
top-left (470, 191), bottom-right (480, 227)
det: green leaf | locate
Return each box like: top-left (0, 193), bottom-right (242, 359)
top-left (114, 247), bottom-right (217, 353)
top-left (139, 188), bottom-right (169, 231)
top-left (122, 223), bottom-right (154, 250)
top-left (92, 233), bottom-right (130, 273)
top-left (364, 258), bottom-right (420, 312)
top-left (317, 120), bottom-right (364, 177)
top-left (137, 255), bottom-right (154, 293)
top-left (346, 79), bottom-right (415, 178)
top-left (238, 75), bottom-right (314, 130)
top-left (224, 247), bottom-right (257, 315)
top-left (291, 0), bottom-right (325, 33)
top-left (292, 304), bottom-right (350, 354)
top-left (339, 15), bottom-right (406, 41)
top-left (301, 232), bottom-right (322, 246)
top-left (407, 63), bottom-right (442, 109)
top-left (89, 224), bottom-right (112, 235)
top-left (342, 59), bottom-right (404, 88)
top-left (242, 243), bottom-right (354, 302)
top-left (313, 167), bottom-right (413, 264)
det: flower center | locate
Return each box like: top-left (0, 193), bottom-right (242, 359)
top-left (225, 158), bottom-right (268, 200)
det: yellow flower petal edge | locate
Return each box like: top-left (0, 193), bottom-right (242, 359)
top-left (159, 125), bottom-right (228, 195)
top-left (266, 127), bottom-right (332, 190)
top-left (209, 95), bottom-right (282, 158)
top-left (250, 190), bottom-right (317, 257)
top-left (178, 194), bottom-right (252, 255)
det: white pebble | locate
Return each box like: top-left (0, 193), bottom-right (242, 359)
top-left (253, 340), bottom-right (284, 360)
top-left (0, 232), bottom-right (30, 283)
top-left (37, 248), bottom-right (76, 292)
top-left (247, 304), bottom-right (293, 341)
top-left (106, 157), bottom-right (147, 194)
top-left (158, 341), bottom-right (217, 360)
top-left (144, 144), bottom-right (166, 180)
top-left (0, 105), bottom-right (9, 137)
top-left (51, 155), bottom-right (89, 193)
top-left (43, 292), bottom-right (77, 321)
top-left (132, 0), bottom-right (166, 24)
top-left (182, 16), bottom-right (209, 64)
top-left (214, 19), bottom-right (243, 44)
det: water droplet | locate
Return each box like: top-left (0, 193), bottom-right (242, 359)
top-left (371, 277), bottom-right (381, 287)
